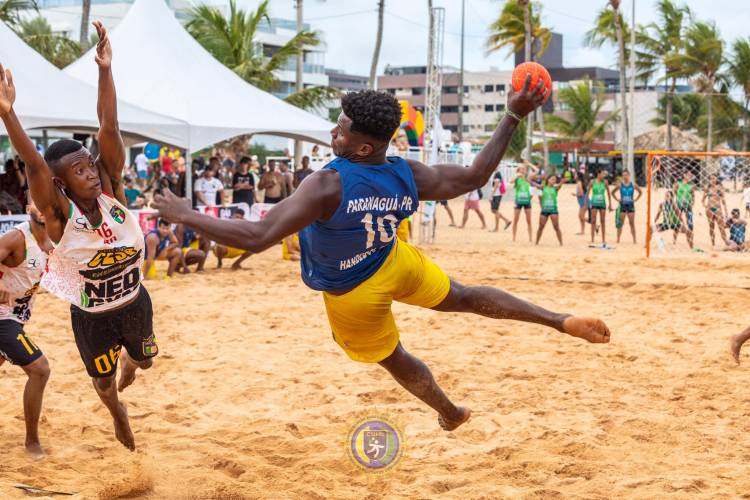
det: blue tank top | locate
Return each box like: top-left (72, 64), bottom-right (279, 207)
top-left (182, 227), bottom-right (197, 247)
top-left (299, 156), bottom-right (418, 292)
top-left (144, 229), bottom-right (170, 259)
top-left (620, 183), bottom-right (635, 204)
top-left (730, 221), bottom-right (746, 244)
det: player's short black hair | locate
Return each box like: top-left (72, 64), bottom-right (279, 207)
top-left (341, 90), bottom-right (402, 143)
top-left (235, 208), bottom-right (246, 217)
top-left (157, 218), bottom-right (170, 227)
top-left (44, 139), bottom-right (83, 165)
top-left (239, 156), bottom-right (251, 164)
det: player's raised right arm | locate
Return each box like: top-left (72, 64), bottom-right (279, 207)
top-left (153, 169), bottom-right (341, 253)
top-left (0, 66), bottom-right (66, 224)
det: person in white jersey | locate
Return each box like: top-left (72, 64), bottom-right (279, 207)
top-left (0, 202), bottom-right (53, 458)
top-left (0, 22), bottom-right (157, 451)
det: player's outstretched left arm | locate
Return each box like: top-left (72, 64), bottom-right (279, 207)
top-left (153, 169), bottom-right (341, 253)
top-left (408, 75), bottom-right (547, 201)
top-left (92, 21), bottom-right (126, 205)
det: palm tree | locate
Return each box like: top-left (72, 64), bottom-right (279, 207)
top-left (669, 21), bottom-right (725, 152)
top-left (637, 0), bottom-right (691, 151)
top-left (651, 92), bottom-right (705, 131)
top-left (584, 1), bottom-right (630, 164)
top-left (486, 0), bottom-right (551, 164)
top-left (79, 0), bottom-right (91, 49)
top-left (186, 0), bottom-right (339, 112)
top-left (729, 38), bottom-right (750, 151)
top-left (369, 0), bottom-right (385, 89)
top-left (0, 0), bottom-right (36, 28)
top-left (17, 16), bottom-right (82, 69)
top-left (545, 80), bottom-right (618, 165)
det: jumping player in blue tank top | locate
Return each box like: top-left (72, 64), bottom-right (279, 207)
top-left (154, 77), bottom-right (610, 432)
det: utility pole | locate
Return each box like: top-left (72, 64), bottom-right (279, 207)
top-left (627, 0), bottom-right (636, 178)
top-left (457, 0), bottom-right (465, 142)
top-left (294, 0), bottom-right (304, 168)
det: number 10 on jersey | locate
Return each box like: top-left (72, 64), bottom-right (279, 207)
top-left (361, 213), bottom-right (398, 249)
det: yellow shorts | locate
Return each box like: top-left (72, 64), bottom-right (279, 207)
top-left (282, 233), bottom-right (300, 260)
top-left (396, 219), bottom-right (409, 242)
top-left (323, 238), bottom-right (450, 363)
top-left (214, 246), bottom-right (245, 259)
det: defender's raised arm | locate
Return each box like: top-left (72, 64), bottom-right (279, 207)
top-left (0, 66), bottom-right (67, 239)
top-left (92, 21), bottom-right (126, 204)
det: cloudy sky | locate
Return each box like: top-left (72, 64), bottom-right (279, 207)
top-left (232, 0), bottom-right (750, 77)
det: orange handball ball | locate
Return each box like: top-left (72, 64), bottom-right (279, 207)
top-left (512, 62), bottom-right (552, 103)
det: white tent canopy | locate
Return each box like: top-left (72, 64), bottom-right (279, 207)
top-left (0, 21), bottom-right (187, 146)
top-left (65, 0), bottom-right (334, 154)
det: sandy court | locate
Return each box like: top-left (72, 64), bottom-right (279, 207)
top-left (1, 196), bottom-right (750, 499)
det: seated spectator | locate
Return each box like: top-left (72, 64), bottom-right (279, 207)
top-left (213, 210), bottom-right (252, 270)
top-left (174, 222), bottom-right (209, 273)
top-left (143, 218), bottom-right (181, 279)
top-left (282, 233), bottom-right (300, 261)
top-left (232, 156), bottom-right (255, 206)
top-left (726, 208), bottom-right (747, 252)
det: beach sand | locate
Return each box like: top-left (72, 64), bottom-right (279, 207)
top-left (1, 192), bottom-right (749, 499)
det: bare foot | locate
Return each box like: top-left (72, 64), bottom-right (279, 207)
top-left (118, 353), bottom-right (137, 393)
top-left (438, 407), bottom-right (472, 431)
top-left (25, 441), bottom-right (45, 459)
top-left (231, 262), bottom-right (243, 270)
top-left (562, 317), bottom-right (611, 344)
top-left (490, 229), bottom-right (499, 233)
top-left (113, 402), bottom-right (135, 451)
top-left (504, 221), bottom-right (512, 230)
top-left (731, 335), bottom-right (745, 365)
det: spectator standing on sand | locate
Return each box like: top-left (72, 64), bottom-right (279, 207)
top-left (259, 161), bottom-right (287, 204)
top-left (194, 166), bottom-right (224, 207)
top-left (232, 157), bottom-right (255, 207)
top-left (294, 156), bottom-right (314, 189)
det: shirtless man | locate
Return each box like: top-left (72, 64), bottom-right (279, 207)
top-left (259, 161), bottom-right (287, 204)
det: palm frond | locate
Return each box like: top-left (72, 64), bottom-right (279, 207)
top-left (283, 86), bottom-right (340, 112)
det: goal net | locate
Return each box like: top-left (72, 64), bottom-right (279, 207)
top-left (646, 152), bottom-right (750, 256)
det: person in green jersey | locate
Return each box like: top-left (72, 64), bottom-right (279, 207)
top-left (535, 174), bottom-right (564, 246)
top-left (654, 190), bottom-right (686, 244)
top-left (673, 171), bottom-right (696, 246)
top-left (586, 169), bottom-right (613, 246)
top-left (512, 162), bottom-right (537, 242)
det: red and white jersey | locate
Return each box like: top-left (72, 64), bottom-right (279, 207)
top-left (42, 193), bottom-right (144, 312)
top-left (0, 223), bottom-right (47, 323)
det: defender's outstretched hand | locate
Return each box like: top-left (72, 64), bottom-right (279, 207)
top-left (93, 21), bottom-right (112, 69)
top-left (506, 74), bottom-right (547, 119)
top-left (0, 64), bottom-right (16, 117)
top-left (153, 190), bottom-right (191, 224)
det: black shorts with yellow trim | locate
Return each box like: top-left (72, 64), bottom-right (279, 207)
top-left (0, 319), bottom-right (43, 366)
top-left (71, 286), bottom-right (158, 378)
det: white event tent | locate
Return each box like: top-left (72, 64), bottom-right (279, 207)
top-left (0, 21), bottom-right (188, 146)
top-left (65, 0), bottom-right (334, 154)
